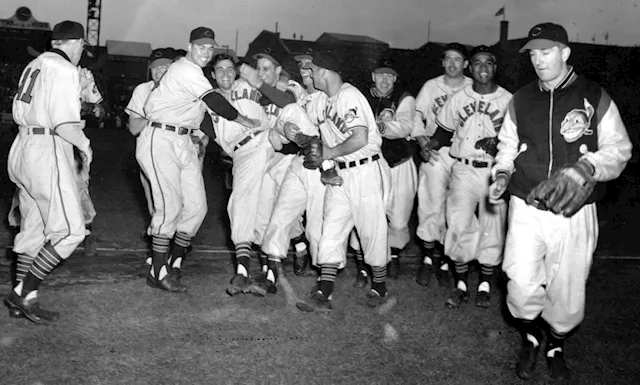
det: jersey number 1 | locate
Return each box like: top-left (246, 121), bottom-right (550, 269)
top-left (17, 68), bottom-right (41, 104)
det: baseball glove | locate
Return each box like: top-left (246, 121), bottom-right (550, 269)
top-left (293, 132), bottom-right (319, 148)
top-left (525, 159), bottom-right (596, 217)
top-left (475, 136), bottom-right (499, 157)
top-left (190, 135), bottom-right (206, 158)
top-left (320, 168), bottom-right (343, 186)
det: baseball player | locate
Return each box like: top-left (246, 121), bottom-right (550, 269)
top-left (362, 57), bottom-right (419, 280)
top-left (295, 52), bottom-right (392, 312)
top-left (238, 51), bottom-right (311, 277)
top-left (490, 23), bottom-right (631, 380)
top-left (413, 43), bottom-right (472, 288)
top-left (259, 51), bottom-right (340, 294)
top-left (207, 53), bottom-right (276, 296)
top-left (140, 27), bottom-right (258, 293)
top-left (432, 45), bottom-right (512, 309)
top-left (4, 21), bottom-right (91, 324)
top-left (125, 47), bottom-right (176, 274)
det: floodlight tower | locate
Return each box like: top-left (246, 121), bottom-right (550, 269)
top-left (86, 0), bottom-right (102, 47)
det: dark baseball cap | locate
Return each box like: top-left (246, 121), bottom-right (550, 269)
top-left (293, 48), bottom-right (316, 62)
top-left (52, 21), bottom-right (87, 43)
top-left (519, 23), bottom-right (569, 53)
top-left (190, 27), bottom-right (217, 46)
top-left (253, 49), bottom-right (281, 67)
top-left (470, 45), bottom-right (496, 62)
top-left (300, 51), bottom-right (341, 73)
top-left (149, 48), bottom-right (175, 69)
top-left (373, 57), bottom-right (398, 77)
top-left (443, 42), bottom-right (468, 60)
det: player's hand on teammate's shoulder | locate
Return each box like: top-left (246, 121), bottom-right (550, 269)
top-left (238, 64), bottom-right (263, 89)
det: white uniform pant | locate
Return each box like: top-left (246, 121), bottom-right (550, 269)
top-left (227, 131), bottom-right (273, 245)
top-left (254, 153), bottom-right (302, 245)
top-left (445, 162), bottom-right (506, 265)
top-left (387, 159), bottom-right (418, 250)
top-left (136, 126), bottom-right (206, 238)
top-left (416, 147), bottom-right (455, 244)
top-left (503, 196), bottom-right (598, 334)
top-left (261, 156), bottom-right (326, 263)
top-left (8, 130), bottom-right (85, 259)
top-left (318, 157), bottom-right (391, 268)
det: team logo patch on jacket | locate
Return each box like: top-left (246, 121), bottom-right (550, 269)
top-left (560, 98), bottom-right (594, 143)
top-left (344, 108), bottom-right (358, 123)
top-left (379, 108), bottom-right (395, 121)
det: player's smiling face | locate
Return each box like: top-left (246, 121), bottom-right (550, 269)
top-left (188, 43), bottom-right (215, 68)
top-left (529, 45), bottom-right (570, 88)
top-left (151, 64), bottom-right (170, 83)
top-left (213, 59), bottom-right (237, 91)
top-left (372, 72), bottom-right (396, 95)
top-left (257, 58), bottom-right (281, 86)
top-left (442, 50), bottom-right (468, 78)
top-left (298, 59), bottom-right (314, 88)
top-left (470, 54), bottom-right (496, 85)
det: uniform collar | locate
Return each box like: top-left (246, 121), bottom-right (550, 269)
top-left (50, 48), bottom-right (71, 63)
top-left (538, 66), bottom-right (576, 92)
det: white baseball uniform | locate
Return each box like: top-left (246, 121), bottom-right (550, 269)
top-left (317, 83), bottom-right (391, 268)
top-left (436, 84), bottom-right (512, 265)
top-left (414, 75), bottom-right (473, 245)
top-left (9, 51), bottom-right (87, 261)
top-left (139, 57), bottom-right (209, 239)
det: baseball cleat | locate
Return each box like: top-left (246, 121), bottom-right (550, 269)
top-left (296, 291), bottom-right (332, 313)
top-left (516, 341), bottom-right (540, 380)
top-left (4, 291), bottom-right (60, 325)
top-left (293, 253), bottom-right (310, 276)
top-left (265, 280), bottom-right (277, 295)
top-left (226, 274), bottom-right (251, 296)
top-left (445, 288), bottom-right (469, 309)
top-left (146, 273), bottom-right (187, 293)
top-left (475, 291), bottom-right (491, 308)
top-left (415, 263), bottom-right (433, 286)
top-left (547, 350), bottom-right (570, 380)
top-left (83, 233), bottom-right (98, 257)
top-left (353, 270), bottom-right (368, 289)
top-left (365, 289), bottom-right (388, 308)
top-left (245, 281), bottom-right (267, 297)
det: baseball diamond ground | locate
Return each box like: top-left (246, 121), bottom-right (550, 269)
top-left (0, 128), bottom-right (639, 384)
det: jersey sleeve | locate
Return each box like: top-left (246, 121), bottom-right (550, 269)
top-left (414, 81), bottom-right (434, 134)
top-left (182, 64), bottom-right (216, 100)
top-left (125, 83), bottom-right (149, 118)
top-left (338, 87), bottom-right (372, 132)
top-left (49, 64), bottom-right (82, 130)
top-left (378, 93), bottom-right (416, 139)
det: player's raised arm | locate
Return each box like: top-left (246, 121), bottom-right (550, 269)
top-left (238, 51), bottom-right (296, 107)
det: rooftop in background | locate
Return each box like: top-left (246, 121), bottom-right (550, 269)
top-left (317, 32), bottom-right (388, 46)
top-left (106, 40), bottom-right (152, 58)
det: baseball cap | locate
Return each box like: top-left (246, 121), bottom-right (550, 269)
top-left (373, 57), bottom-right (398, 77)
top-left (443, 42), bottom-right (468, 60)
top-left (253, 49), bottom-right (281, 67)
top-left (149, 48), bottom-right (174, 69)
top-left (300, 51), bottom-right (341, 73)
top-left (519, 23), bottom-right (569, 53)
top-left (294, 48), bottom-right (316, 62)
top-left (190, 27), bottom-right (217, 46)
top-left (52, 21), bottom-right (88, 43)
top-left (470, 45), bottom-right (496, 62)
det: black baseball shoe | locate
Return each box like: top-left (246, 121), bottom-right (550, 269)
top-left (547, 349), bottom-right (570, 380)
top-left (5, 291), bottom-right (60, 325)
top-left (516, 341), bottom-right (540, 380)
top-left (475, 290), bottom-right (491, 308)
top-left (353, 270), bottom-right (368, 289)
top-left (415, 263), bottom-right (433, 286)
top-left (226, 274), bottom-right (251, 296)
top-left (146, 273), bottom-right (187, 293)
top-left (293, 252), bottom-right (314, 276)
top-left (445, 288), bottom-right (469, 309)
top-left (264, 279), bottom-right (277, 295)
top-left (365, 289), bottom-right (388, 308)
top-left (296, 291), bottom-right (332, 313)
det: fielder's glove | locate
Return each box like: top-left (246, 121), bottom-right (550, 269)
top-left (320, 168), bottom-right (343, 186)
top-left (475, 136), bottom-right (499, 157)
top-left (190, 135), bottom-right (207, 159)
top-left (294, 133), bottom-right (324, 169)
top-left (525, 159), bottom-right (596, 217)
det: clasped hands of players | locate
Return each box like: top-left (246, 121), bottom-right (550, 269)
top-left (419, 138), bottom-right (441, 164)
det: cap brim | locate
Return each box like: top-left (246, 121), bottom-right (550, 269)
top-left (191, 38), bottom-right (217, 46)
top-left (519, 39), bottom-right (560, 53)
top-left (294, 54), bottom-right (313, 62)
top-left (253, 53), bottom-right (280, 66)
top-left (471, 52), bottom-right (496, 62)
top-left (149, 58), bottom-right (173, 69)
top-left (374, 67), bottom-right (398, 77)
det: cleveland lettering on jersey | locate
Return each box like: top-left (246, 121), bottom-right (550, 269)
top-left (230, 87), bottom-right (262, 104)
top-left (324, 104), bottom-right (347, 133)
top-left (431, 94), bottom-right (449, 115)
top-left (458, 100), bottom-right (504, 129)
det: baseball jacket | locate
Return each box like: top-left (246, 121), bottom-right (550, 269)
top-left (365, 87), bottom-right (418, 167)
top-left (492, 67), bottom-right (632, 204)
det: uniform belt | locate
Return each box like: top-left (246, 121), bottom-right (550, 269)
top-left (22, 127), bottom-right (56, 135)
top-left (337, 154), bottom-right (381, 170)
top-left (150, 121), bottom-right (194, 136)
top-left (452, 156), bottom-right (490, 168)
top-left (234, 131), bottom-right (264, 151)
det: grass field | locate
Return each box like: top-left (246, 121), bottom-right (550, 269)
top-left (0, 128), bottom-right (639, 384)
